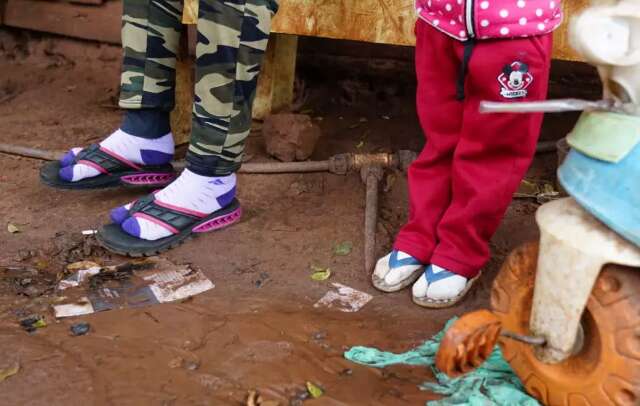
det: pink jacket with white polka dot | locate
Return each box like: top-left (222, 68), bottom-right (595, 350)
top-left (415, 0), bottom-right (563, 41)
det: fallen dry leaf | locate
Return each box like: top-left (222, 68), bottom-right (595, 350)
top-left (310, 266), bottom-right (332, 281)
top-left (0, 363), bottom-right (20, 382)
top-left (306, 381), bottom-right (324, 399)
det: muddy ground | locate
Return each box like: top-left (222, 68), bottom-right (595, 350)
top-left (0, 29), bottom-right (600, 405)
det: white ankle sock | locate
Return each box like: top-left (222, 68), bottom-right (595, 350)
top-left (412, 265), bottom-right (468, 300)
top-left (120, 169), bottom-right (237, 241)
top-left (60, 129), bottom-right (174, 182)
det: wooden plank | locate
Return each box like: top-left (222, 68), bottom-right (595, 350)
top-left (253, 33), bottom-right (298, 120)
top-left (5, 0), bottom-right (588, 61)
top-left (182, 0), bottom-right (587, 61)
top-left (270, 0), bottom-right (587, 61)
top-left (3, 0), bottom-right (121, 44)
top-left (553, 0), bottom-right (590, 61)
top-left (171, 32), bottom-right (194, 146)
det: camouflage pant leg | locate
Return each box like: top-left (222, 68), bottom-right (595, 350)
top-left (186, 0), bottom-right (278, 176)
top-left (119, 0), bottom-right (184, 112)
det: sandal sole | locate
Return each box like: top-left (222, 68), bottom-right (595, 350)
top-left (371, 268), bottom-right (423, 293)
top-left (40, 161), bottom-right (175, 190)
top-left (96, 199), bottom-right (242, 257)
top-left (412, 273), bottom-right (482, 309)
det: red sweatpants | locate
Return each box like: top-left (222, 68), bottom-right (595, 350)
top-left (394, 20), bottom-right (553, 278)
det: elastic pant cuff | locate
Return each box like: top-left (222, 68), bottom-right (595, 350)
top-left (121, 109), bottom-right (172, 139)
top-left (185, 151), bottom-right (240, 177)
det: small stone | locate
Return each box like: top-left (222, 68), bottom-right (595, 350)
top-left (183, 360), bottom-right (200, 371)
top-left (287, 181), bottom-right (308, 197)
top-left (70, 322), bottom-right (91, 336)
top-left (262, 114), bottom-right (321, 162)
top-left (168, 357), bottom-right (199, 371)
top-left (23, 285), bottom-right (44, 298)
top-left (168, 357), bottom-right (183, 369)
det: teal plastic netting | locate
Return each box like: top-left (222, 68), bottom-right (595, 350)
top-left (344, 319), bottom-right (540, 406)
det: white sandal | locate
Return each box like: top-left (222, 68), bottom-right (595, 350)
top-left (412, 266), bottom-right (481, 309)
top-left (372, 250), bottom-right (424, 293)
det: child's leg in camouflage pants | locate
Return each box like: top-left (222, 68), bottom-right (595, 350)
top-left (119, 0), bottom-right (278, 176)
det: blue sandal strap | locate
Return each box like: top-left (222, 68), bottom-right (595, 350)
top-left (424, 265), bottom-right (459, 284)
top-left (389, 250), bottom-right (422, 269)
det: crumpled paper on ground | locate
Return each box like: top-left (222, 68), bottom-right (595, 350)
top-left (344, 319), bottom-right (540, 406)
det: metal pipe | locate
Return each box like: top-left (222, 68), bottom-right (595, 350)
top-left (0, 143), bottom-right (63, 161)
top-left (501, 331), bottom-right (547, 346)
top-left (175, 160), bottom-right (331, 174)
top-left (0, 143), bottom-right (552, 169)
top-left (480, 99), bottom-right (617, 114)
top-left (362, 166), bottom-right (383, 273)
top-left (240, 161), bottom-right (330, 173)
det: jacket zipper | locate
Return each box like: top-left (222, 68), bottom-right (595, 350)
top-left (465, 0), bottom-right (475, 38)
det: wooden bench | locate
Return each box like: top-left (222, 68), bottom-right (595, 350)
top-left (1, 0), bottom-right (589, 143)
top-left (172, 0), bottom-right (588, 142)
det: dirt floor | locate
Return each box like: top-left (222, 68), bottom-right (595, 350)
top-left (0, 29), bottom-right (600, 405)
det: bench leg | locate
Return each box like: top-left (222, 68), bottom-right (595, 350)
top-left (170, 29), bottom-right (193, 146)
top-left (253, 33), bottom-right (298, 120)
top-left (170, 32), bottom-right (298, 145)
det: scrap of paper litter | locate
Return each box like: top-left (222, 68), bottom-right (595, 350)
top-left (53, 258), bottom-right (215, 318)
top-left (314, 283), bottom-right (373, 312)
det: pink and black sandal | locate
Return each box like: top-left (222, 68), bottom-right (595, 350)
top-left (96, 194), bottom-right (242, 257)
top-left (40, 144), bottom-right (175, 190)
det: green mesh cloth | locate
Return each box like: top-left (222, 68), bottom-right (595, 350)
top-left (344, 319), bottom-right (540, 406)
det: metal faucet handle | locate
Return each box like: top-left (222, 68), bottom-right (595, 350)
top-left (479, 99), bottom-right (639, 115)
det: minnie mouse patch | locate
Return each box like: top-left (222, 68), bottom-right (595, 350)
top-left (498, 61), bottom-right (533, 99)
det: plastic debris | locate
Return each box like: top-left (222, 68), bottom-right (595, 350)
top-left (70, 322), bottom-right (91, 336)
top-left (515, 179), bottom-right (560, 204)
top-left (334, 241), bottom-right (353, 256)
top-left (20, 316), bottom-right (47, 332)
top-left (344, 318), bottom-right (540, 406)
top-left (305, 381), bottom-right (324, 399)
top-left (310, 266), bottom-right (332, 281)
top-left (53, 257), bottom-right (215, 318)
top-left (67, 261), bottom-right (101, 271)
top-left (58, 263), bottom-right (102, 290)
top-left (254, 272), bottom-right (270, 288)
top-left (0, 362), bottom-right (20, 382)
top-left (168, 357), bottom-right (199, 371)
top-left (314, 283), bottom-right (373, 313)
top-left (81, 230), bottom-right (98, 236)
top-left (7, 223), bottom-right (19, 234)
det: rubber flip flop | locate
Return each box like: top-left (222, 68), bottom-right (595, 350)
top-left (371, 251), bottom-right (424, 293)
top-left (40, 144), bottom-right (175, 190)
top-left (412, 272), bottom-right (482, 309)
top-left (96, 197), bottom-right (242, 257)
top-left (372, 270), bottom-right (423, 293)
